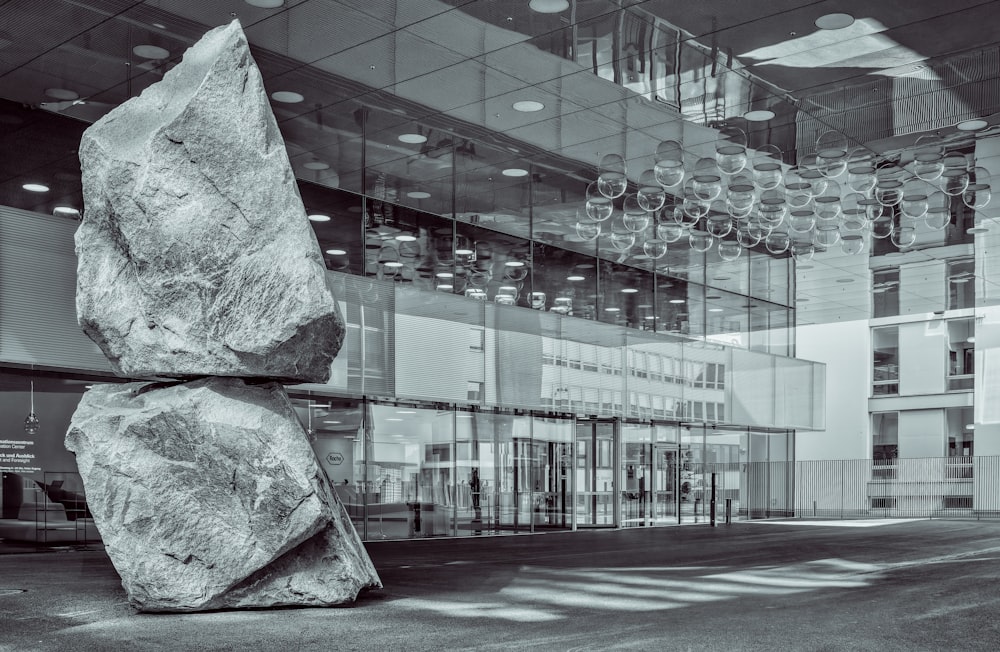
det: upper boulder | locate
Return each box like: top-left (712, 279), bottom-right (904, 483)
top-left (76, 20), bottom-right (341, 383)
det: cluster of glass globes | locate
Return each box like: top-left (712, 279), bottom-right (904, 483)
top-left (575, 127), bottom-right (993, 264)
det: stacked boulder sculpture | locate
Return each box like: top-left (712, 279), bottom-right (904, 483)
top-left (65, 20), bottom-right (381, 612)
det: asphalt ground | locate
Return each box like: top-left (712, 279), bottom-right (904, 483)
top-left (2, 519), bottom-right (1000, 651)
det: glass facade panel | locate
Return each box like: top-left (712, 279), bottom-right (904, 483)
top-left (366, 404), bottom-right (456, 539)
top-left (948, 318), bottom-right (975, 391)
top-left (873, 326), bottom-right (899, 396)
top-left (620, 423), bottom-right (653, 527)
top-left (872, 268), bottom-right (900, 318)
top-left (948, 259), bottom-right (976, 310)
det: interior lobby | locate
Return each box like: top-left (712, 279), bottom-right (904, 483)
top-left (0, 0), bottom-right (997, 550)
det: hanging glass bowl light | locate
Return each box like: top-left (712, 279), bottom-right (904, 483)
top-left (847, 148), bottom-right (877, 193)
top-left (890, 225), bottom-right (916, 248)
top-left (841, 234), bottom-right (865, 255)
top-left (656, 222), bottom-right (686, 243)
top-left (924, 191), bottom-right (951, 230)
top-left (814, 178), bottom-right (843, 221)
top-left (765, 230), bottom-right (791, 255)
top-left (816, 130), bottom-right (849, 178)
top-left (875, 167), bottom-right (904, 206)
top-left (597, 153), bottom-right (628, 199)
top-left (715, 125), bottom-right (748, 175)
top-left (622, 194), bottom-right (650, 232)
top-left (964, 166), bottom-right (992, 209)
top-left (900, 178), bottom-right (930, 220)
top-left (706, 214), bottom-right (733, 239)
top-left (790, 241), bottom-right (816, 263)
top-left (688, 229), bottom-right (714, 253)
top-left (941, 154), bottom-right (970, 196)
top-left (585, 181), bottom-right (614, 221)
top-left (788, 208), bottom-right (816, 234)
top-left (752, 144), bottom-right (784, 190)
top-left (870, 212), bottom-right (894, 239)
top-left (691, 158), bottom-right (723, 201)
top-left (643, 237), bottom-right (668, 259)
top-left (718, 240), bottom-right (742, 261)
top-left (725, 173), bottom-right (756, 218)
top-left (912, 135), bottom-right (945, 181)
top-left (637, 169), bottom-right (666, 212)
top-left (654, 139), bottom-right (685, 188)
top-left (575, 219), bottom-right (602, 241)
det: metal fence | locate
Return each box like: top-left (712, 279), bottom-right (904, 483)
top-left (794, 456), bottom-right (1000, 520)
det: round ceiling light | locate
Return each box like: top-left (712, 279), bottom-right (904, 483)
top-left (504, 260), bottom-right (525, 267)
top-left (743, 109), bottom-right (775, 122)
top-left (398, 133), bottom-right (427, 144)
top-left (245, 0), bottom-right (284, 8)
top-left (502, 168), bottom-right (529, 177)
top-left (512, 100), bottom-right (545, 112)
top-left (395, 234), bottom-right (417, 242)
top-left (53, 206), bottom-right (80, 216)
top-left (604, 307), bottom-right (620, 312)
top-left (968, 226), bottom-right (989, 234)
top-left (669, 299), bottom-right (686, 304)
top-left (815, 13), bottom-right (855, 30)
top-left (308, 214), bottom-right (331, 222)
top-left (567, 275), bottom-right (585, 281)
top-left (44, 88), bottom-right (79, 100)
top-left (303, 161), bottom-right (330, 170)
top-left (528, 0), bottom-right (569, 13)
top-left (621, 288), bottom-right (639, 293)
top-left (957, 119), bottom-right (989, 131)
top-left (436, 272), bottom-right (454, 278)
top-left (132, 44), bottom-right (169, 60)
top-left (271, 91), bottom-right (304, 103)
top-left (406, 191), bottom-right (431, 199)
top-left (22, 183), bottom-right (49, 192)
top-left (325, 248), bottom-right (347, 256)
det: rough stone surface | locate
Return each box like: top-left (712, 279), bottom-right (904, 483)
top-left (76, 20), bottom-right (341, 383)
top-left (65, 378), bottom-right (381, 612)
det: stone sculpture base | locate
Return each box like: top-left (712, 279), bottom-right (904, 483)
top-left (66, 378), bottom-right (381, 612)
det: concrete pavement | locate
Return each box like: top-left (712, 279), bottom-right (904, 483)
top-left (2, 519), bottom-right (1000, 651)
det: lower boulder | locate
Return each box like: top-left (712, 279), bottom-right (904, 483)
top-left (65, 377), bottom-right (381, 612)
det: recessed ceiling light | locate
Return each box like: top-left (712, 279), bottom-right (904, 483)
top-left (512, 100), bottom-right (545, 112)
top-left (567, 275), bottom-right (585, 281)
top-left (709, 308), bottom-right (724, 312)
top-left (395, 234), bottom-right (417, 242)
top-left (436, 272), bottom-right (454, 278)
top-left (604, 307), bottom-right (620, 312)
top-left (53, 206), bottom-right (80, 216)
top-left (669, 299), bottom-right (686, 304)
top-left (152, 22), bottom-right (166, 29)
top-left (965, 424), bottom-right (975, 430)
top-left (455, 247), bottom-right (474, 255)
top-left (133, 44), bottom-right (169, 60)
top-left (396, 410), bottom-right (417, 414)
top-left (44, 88), bottom-right (78, 100)
top-left (398, 133), bottom-right (427, 144)
top-left (386, 417), bottom-right (403, 422)
top-left (383, 261), bottom-right (404, 268)
top-left (308, 214), bottom-right (331, 222)
top-left (968, 227), bottom-right (989, 234)
top-left (271, 91), bottom-right (304, 103)
top-left (245, 0), bottom-right (284, 8)
top-left (505, 260), bottom-right (525, 267)
top-left (621, 288), bottom-right (639, 293)
top-left (815, 13), bottom-right (855, 30)
top-left (406, 191), bottom-right (431, 199)
top-left (743, 109), bottom-right (775, 122)
top-left (957, 119), bottom-right (989, 131)
top-left (22, 183), bottom-right (49, 192)
top-left (323, 420), bottom-right (341, 424)
top-left (325, 248), bottom-right (347, 256)
top-left (502, 168), bottom-right (529, 177)
top-left (528, 0), bottom-right (569, 12)
top-left (436, 284), bottom-right (454, 291)
top-left (303, 161), bottom-right (330, 170)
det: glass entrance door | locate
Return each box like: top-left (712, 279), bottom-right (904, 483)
top-left (652, 444), bottom-right (679, 524)
top-left (575, 420), bottom-right (616, 526)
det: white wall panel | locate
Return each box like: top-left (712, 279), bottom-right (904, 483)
top-left (899, 320), bottom-right (946, 396)
top-left (899, 408), bottom-right (945, 458)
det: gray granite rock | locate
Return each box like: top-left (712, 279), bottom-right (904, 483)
top-left (65, 378), bottom-right (381, 612)
top-left (76, 20), bottom-right (341, 383)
